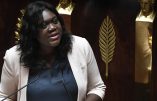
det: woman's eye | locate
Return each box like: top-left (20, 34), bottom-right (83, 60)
top-left (52, 18), bottom-right (59, 24)
top-left (41, 22), bottom-right (48, 28)
top-left (38, 22), bottom-right (48, 29)
top-left (37, 17), bottom-right (59, 29)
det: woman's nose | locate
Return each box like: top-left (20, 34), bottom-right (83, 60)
top-left (48, 23), bottom-right (56, 31)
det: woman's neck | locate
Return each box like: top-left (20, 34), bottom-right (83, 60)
top-left (39, 46), bottom-right (56, 60)
top-left (39, 46), bottom-right (56, 68)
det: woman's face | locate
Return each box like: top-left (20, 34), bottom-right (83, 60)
top-left (37, 10), bottom-right (62, 48)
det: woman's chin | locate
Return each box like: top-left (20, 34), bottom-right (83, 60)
top-left (49, 39), bottom-right (61, 47)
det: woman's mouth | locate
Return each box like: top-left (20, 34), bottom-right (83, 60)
top-left (48, 33), bottom-right (60, 41)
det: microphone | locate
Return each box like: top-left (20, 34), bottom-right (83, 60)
top-left (1, 71), bottom-right (40, 101)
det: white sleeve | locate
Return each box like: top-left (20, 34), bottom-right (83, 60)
top-left (0, 50), bottom-right (18, 101)
top-left (83, 38), bottom-right (106, 100)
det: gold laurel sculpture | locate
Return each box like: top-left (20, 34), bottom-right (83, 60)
top-left (99, 16), bottom-right (116, 78)
top-left (15, 9), bottom-right (25, 44)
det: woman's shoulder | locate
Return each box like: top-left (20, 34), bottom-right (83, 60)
top-left (6, 45), bottom-right (20, 54)
top-left (71, 35), bottom-right (91, 52)
top-left (3, 45), bottom-right (22, 77)
top-left (72, 35), bottom-right (85, 40)
top-left (71, 35), bottom-right (88, 45)
top-left (4, 45), bottom-right (21, 59)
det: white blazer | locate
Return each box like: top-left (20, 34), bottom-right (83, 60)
top-left (0, 35), bottom-right (105, 101)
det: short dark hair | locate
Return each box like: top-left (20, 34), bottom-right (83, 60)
top-left (18, 1), bottom-right (72, 69)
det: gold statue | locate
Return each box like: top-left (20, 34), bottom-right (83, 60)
top-left (136, 0), bottom-right (155, 22)
top-left (56, 0), bottom-right (75, 15)
top-left (135, 0), bottom-right (155, 83)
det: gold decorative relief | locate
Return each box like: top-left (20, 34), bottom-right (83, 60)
top-left (56, 0), bottom-right (75, 15)
top-left (99, 16), bottom-right (116, 78)
top-left (15, 9), bottom-right (25, 44)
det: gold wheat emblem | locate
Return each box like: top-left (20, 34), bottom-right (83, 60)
top-left (99, 16), bottom-right (116, 78)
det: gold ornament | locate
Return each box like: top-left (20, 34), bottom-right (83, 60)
top-left (15, 9), bottom-right (25, 44)
top-left (99, 16), bottom-right (116, 78)
top-left (56, 0), bottom-right (75, 15)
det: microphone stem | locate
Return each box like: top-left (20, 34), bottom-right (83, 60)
top-left (1, 71), bottom-right (40, 101)
top-left (2, 84), bottom-right (28, 101)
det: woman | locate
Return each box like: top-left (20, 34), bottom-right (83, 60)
top-left (0, 1), bottom-right (105, 101)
